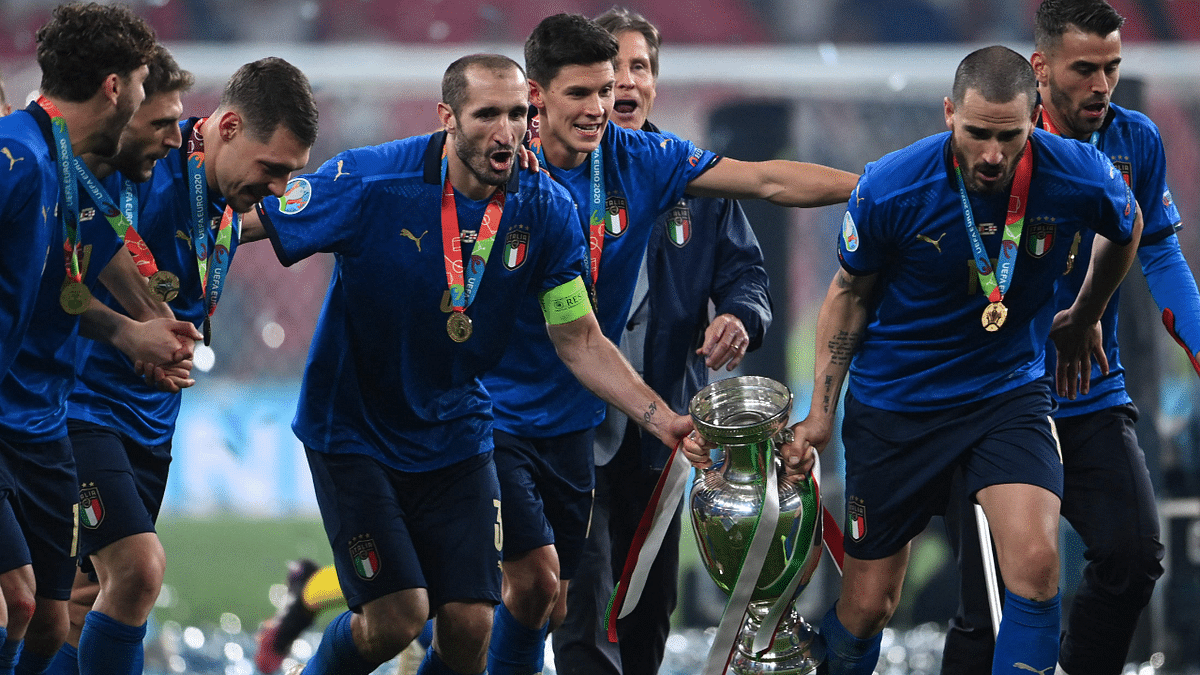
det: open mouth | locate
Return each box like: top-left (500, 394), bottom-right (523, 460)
top-left (489, 149), bottom-right (514, 172)
top-left (1082, 101), bottom-right (1108, 118)
top-left (614, 99), bottom-right (638, 115)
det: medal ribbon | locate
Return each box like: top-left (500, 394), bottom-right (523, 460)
top-left (1040, 111), bottom-right (1099, 146)
top-left (528, 118), bottom-right (605, 288)
top-left (71, 157), bottom-right (162, 278)
top-left (186, 120), bottom-right (239, 319)
top-left (953, 140), bottom-right (1032, 305)
top-left (37, 96), bottom-right (82, 283)
top-left (439, 151), bottom-right (504, 315)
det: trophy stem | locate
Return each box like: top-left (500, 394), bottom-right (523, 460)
top-left (729, 602), bottom-right (823, 675)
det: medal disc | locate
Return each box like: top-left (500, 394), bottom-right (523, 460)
top-left (60, 282), bottom-right (92, 315)
top-left (981, 301), bottom-right (1008, 332)
top-left (148, 270), bottom-right (181, 303)
top-left (447, 312), bottom-right (473, 343)
top-left (203, 316), bottom-right (212, 347)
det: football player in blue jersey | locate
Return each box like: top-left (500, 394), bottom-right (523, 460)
top-left (238, 54), bottom-right (698, 675)
top-left (482, 15), bottom-right (854, 674)
top-left (752, 46), bottom-right (1143, 675)
top-left (47, 55), bottom-right (318, 675)
top-left (0, 5), bottom-right (164, 674)
top-left (551, 8), bottom-right (772, 675)
top-left (939, 2), bottom-right (1200, 674)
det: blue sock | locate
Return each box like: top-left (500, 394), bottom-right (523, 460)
top-left (14, 644), bottom-right (53, 675)
top-left (0, 629), bottom-right (17, 675)
top-left (818, 604), bottom-right (881, 675)
top-left (301, 610), bottom-right (381, 675)
top-left (418, 647), bottom-right (487, 675)
top-left (43, 644), bottom-right (77, 675)
top-left (419, 619), bottom-right (433, 649)
top-left (486, 603), bottom-right (547, 675)
top-left (993, 589), bottom-right (1060, 675)
top-left (77, 611), bottom-right (145, 675)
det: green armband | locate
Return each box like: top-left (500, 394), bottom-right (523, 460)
top-left (539, 276), bottom-right (592, 325)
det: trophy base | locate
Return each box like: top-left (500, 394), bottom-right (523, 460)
top-left (729, 603), bottom-right (824, 674)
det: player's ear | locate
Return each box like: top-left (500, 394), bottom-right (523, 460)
top-left (528, 80), bottom-right (546, 110)
top-left (217, 110), bottom-right (240, 142)
top-left (1030, 101), bottom-right (1042, 126)
top-left (1030, 51), bottom-right (1049, 86)
top-left (943, 97), bottom-right (955, 131)
top-left (437, 102), bottom-right (455, 134)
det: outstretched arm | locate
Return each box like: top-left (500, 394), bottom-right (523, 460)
top-left (684, 157), bottom-right (858, 207)
top-left (1139, 232), bottom-right (1200, 378)
top-left (98, 247), bottom-right (173, 321)
top-left (547, 311), bottom-right (694, 450)
top-left (778, 268), bottom-right (877, 475)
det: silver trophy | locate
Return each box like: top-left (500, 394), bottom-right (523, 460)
top-left (689, 376), bottom-right (824, 674)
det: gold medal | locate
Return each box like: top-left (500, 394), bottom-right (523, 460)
top-left (981, 301), bottom-right (1008, 332)
top-left (148, 270), bottom-right (181, 303)
top-left (60, 281), bottom-right (91, 315)
top-left (447, 312), bottom-right (472, 342)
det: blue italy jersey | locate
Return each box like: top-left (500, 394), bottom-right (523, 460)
top-left (259, 131), bottom-right (587, 472)
top-left (483, 123), bottom-right (719, 437)
top-left (839, 129), bottom-right (1134, 412)
top-left (0, 172), bottom-right (123, 441)
top-left (0, 104), bottom-right (62, 379)
top-left (69, 119), bottom-right (236, 445)
top-left (1047, 104), bottom-right (1184, 417)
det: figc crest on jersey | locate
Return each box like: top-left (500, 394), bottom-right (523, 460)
top-left (80, 483), bottom-right (104, 529)
top-left (605, 194), bottom-right (628, 237)
top-left (1026, 220), bottom-right (1056, 258)
top-left (504, 224), bottom-right (530, 270)
top-left (349, 535), bottom-right (381, 580)
top-left (847, 495), bottom-right (867, 542)
top-left (279, 177), bottom-right (312, 214)
top-left (667, 202), bottom-right (690, 247)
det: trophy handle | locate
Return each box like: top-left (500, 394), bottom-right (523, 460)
top-left (773, 427), bottom-right (794, 448)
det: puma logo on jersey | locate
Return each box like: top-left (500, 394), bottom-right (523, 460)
top-left (176, 230), bottom-right (192, 250)
top-left (1013, 664), bottom-right (1052, 675)
top-left (855, 184), bottom-right (865, 206)
top-left (916, 232), bottom-right (946, 253)
top-left (2, 147), bottom-right (25, 171)
top-left (334, 160), bottom-right (350, 181)
top-left (400, 229), bottom-right (427, 251)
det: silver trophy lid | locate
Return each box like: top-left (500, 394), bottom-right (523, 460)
top-left (688, 375), bottom-right (793, 445)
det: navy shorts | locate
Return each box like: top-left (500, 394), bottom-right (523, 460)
top-left (493, 428), bottom-right (595, 579)
top-left (306, 447), bottom-right (502, 612)
top-left (69, 420), bottom-right (172, 561)
top-left (0, 435), bottom-right (79, 600)
top-left (841, 380), bottom-right (1062, 560)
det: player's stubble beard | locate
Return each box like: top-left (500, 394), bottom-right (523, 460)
top-left (454, 134), bottom-right (515, 189)
top-left (950, 135), bottom-right (1027, 195)
top-left (1046, 71), bottom-right (1108, 138)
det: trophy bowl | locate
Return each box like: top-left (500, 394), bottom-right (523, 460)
top-left (689, 376), bottom-right (823, 674)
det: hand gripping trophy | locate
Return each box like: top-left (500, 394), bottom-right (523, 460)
top-left (689, 375), bottom-right (826, 674)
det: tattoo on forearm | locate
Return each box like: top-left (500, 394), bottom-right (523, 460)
top-left (822, 375), bottom-right (834, 414)
top-left (828, 330), bottom-right (861, 366)
top-left (644, 401), bottom-right (657, 425)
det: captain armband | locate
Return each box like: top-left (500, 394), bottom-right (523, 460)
top-left (539, 276), bottom-right (592, 325)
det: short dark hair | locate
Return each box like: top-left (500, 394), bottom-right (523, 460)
top-left (35, 2), bottom-right (156, 102)
top-left (442, 54), bottom-right (524, 116)
top-left (952, 46), bottom-right (1038, 113)
top-left (594, 7), bottom-right (662, 78)
top-left (525, 13), bottom-right (619, 86)
top-left (219, 57), bottom-right (318, 148)
top-left (1035, 0), bottom-right (1125, 52)
top-left (144, 44), bottom-right (194, 99)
